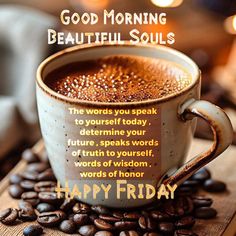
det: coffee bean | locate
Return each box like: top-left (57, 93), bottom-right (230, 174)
top-left (193, 196), bottom-right (213, 208)
top-left (94, 218), bottom-right (113, 230)
top-left (174, 229), bottom-right (198, 236)
top-left (114, 221), bottom-right (138, 230)
top-left (19, 200), bottom-right (37, 221)
top-left (124, 212), bottom-right (141, 220)
top-left (119, 230), bottom-right (139, 236)
top-left (21, 192), bottom-right (39, 206)
top-left (177, 186), bottom-right (197, 195)
top-left (95, 231), bottom-right (114, 236)
top-left (60, 199), bottom-right (76, 212)
top-left (92, 205), bottom-right (110, 215)
top-left (191, 168), bottom-right (211, 182)
top-left (112, 211), bottom-right (124, 219)
top-left (37, 169), bottom-right (56, 181)
top-left (203, 179), bottom-right (226, 193)
top-left (0, 208), bottom-right (18, 224)
top-left (21, 171), bottom-right (38, 181)
top-left (175, 216), bottom-right (195, 229)
top-left (177, 186), bottom-right (197, 196)
top-left (37, 210), bottom-right (66, 227)
top-left (181, 180), bottom-right (199, 188)
top-left (73, 213), bottom-right (90, 225)
top-left (23, 225), bottom-right (43, 236)
top-left (36, 203), bottom-right (55, 213)
top-left (22, 149), bottom-right (40, 163)
top-left (9, 174), bottom-right (23, 185)
top-left (164, 200), bottom-right (184, 218)
top-left (99, 214), bottom-right (120, 222)
top-left (38, 192), bottom-right (61, 205)
top-left (8, 184), bottom-right (24, 199)
top-left (34, 181), bottom-right (56, 192)
top-left (182, 197), bottom-right (194, 215)
top-left (73, 203), bottom-right (91, 214)
top-left (78, 225), bottom-right (97, 236)
top-left (194, 207), bottom-right (217, 219)
top-left (20, 180), bottom-right (36, 191)
top-left (138, 216), bottom-right (157, 230)
top-left (59, 219), bottom-right (76, 234)
top-left (158, 222), bottom-right (175, 234)
top-left (27, 163), bottom-right (49, 173)
top-left (151, 210), bottom-right (170, 221)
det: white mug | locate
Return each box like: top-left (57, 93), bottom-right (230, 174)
top-left (36, 43), bottom-right (233, 208)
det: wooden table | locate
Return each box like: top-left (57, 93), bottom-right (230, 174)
top-left (0, 139), bottom-right (235, 236)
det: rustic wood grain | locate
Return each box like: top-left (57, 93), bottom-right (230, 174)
top-left (0, 139), bottom-right (235, 235)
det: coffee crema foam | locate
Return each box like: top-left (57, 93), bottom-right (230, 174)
top-left (45, 55), bottom-right (192, 102)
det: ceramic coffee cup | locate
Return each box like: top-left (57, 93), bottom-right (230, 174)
top-left (36, 43), bottom-right (233, 208)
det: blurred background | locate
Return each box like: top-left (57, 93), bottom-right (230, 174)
top-left (0, 0), bottom-right (235, 179)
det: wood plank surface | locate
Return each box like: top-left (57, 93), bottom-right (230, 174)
top-left (0, 139), bottom-right (235, 235)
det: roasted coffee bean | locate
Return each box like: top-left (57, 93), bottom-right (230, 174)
top-left (175, 216), bottom-right (195, 229)
top-left (138, 216), bottom-right (157, 230)
top-left (182, 197), bottom-right (194, 215)
top-left (91, 205), bottom-right (110, 215)
top-left (38, 192), bottom-right (61, 205)
top-left (8, 184), bottom-right (24, 199)
top-left (112, 211), bottom-right (124, 219)
top-left (194, 207), bottom-right (217, 219)
top-left (177, 186), bottom-right (197, 195)
top-left (73, 203), bottom-right (91, 214)
top-left (34, 181), bottom-right (56, 192)
top-left (37, 210), bottom-right (66, 227)
top-left (20, 180), bottom-right (36, 191)
top-left (151, 210), bottom-right (171, 221)
top-left (164, 200), bottom-right (184, 218)
top-left (36, 203), bottom-right (55, 213)
top-left (73, 213), bottom-right (90, 225)
top-left (94, 218), bottom-right (113, 230)
top-left (60, 199), bottom-right (76, 212)
top-left (21, 171), bottom-right (38, 181)
top-left (124, 212), bottom-right (141, 220)
top-left (158, 222), bottom-right (175, 235)
top-left (59, 219), bottom-right (76, 234)
top-left (174, 229), bottom-right (198, 236)
top-left (23, 225), bottom-right (43, 236)
top-left (37, 169), bottom-right (56, 181)
top-left (203, 179), bottom-right (226, 193)
top-left (143, 233), bottom-right (161, 236)
top-left (9, 174), bottom-right (23, 185)
top-left (181, 180), bottom-right (199, 188)
top-left (21, 192), bottom-right (39, 206)
top-left (191, 168), bottom-right (211, 182)
top-left (114, 221), bottom-right (138, 230)
top-left (119, 230), bottom-right (139, 236)
top-left (27, 163), bottom-right (49, 173)
top-left (19, 200), bottom-right (37, 221)
top-left (78, 225), bottom-right (97, 236)
top-left (95, 231), bottom-right (114, 236)
top-left (22, 149), bottom-right (40, 163)
top-left (0, 208), bottom-right (18, 224)
top-left (99, 214), bottom-right (120, 222)
top-left (193, 196), bottom-right (213, 208)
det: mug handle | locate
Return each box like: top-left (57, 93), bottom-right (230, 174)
top-left (163, 99), bottom-right (233, 186)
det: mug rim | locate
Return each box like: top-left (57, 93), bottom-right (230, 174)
top-left (36, 42), bottom-right (200, 107)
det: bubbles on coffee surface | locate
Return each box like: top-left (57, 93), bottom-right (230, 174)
top-left (46, 55), bottom-right (192, 102)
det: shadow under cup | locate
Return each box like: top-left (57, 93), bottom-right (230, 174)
top-left (36, 43), bottom-right (200, 208)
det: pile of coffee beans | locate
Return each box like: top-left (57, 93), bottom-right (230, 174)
top-left (0, 149), bottom-right (227, 236)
